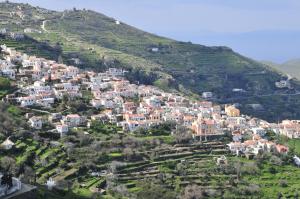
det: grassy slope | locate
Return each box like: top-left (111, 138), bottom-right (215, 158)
top-left (44, 9), bottom-right (285, 96)
top-left (265, 59), bottom-right (300, 80)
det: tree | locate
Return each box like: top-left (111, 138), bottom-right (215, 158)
top-left (176, 162), bottom-right (187, 176)
top-left (270, 155), bottom-right (283, 166)
top-left (241, 162), bottom-right (259, 175)
top-left (175, 176), bottom-right (181, 193)
top-left (234, 161), bottom-right (242, 181)
top-left (21, 166), bottom-right (36, 184)
top-left (57, 54), bottom-right (63, 64)
top-left (277, 192), bottom-right (283, 199)
top-left (0, 103), bottom-right (16, 135)
top-left (174, 126), bottom-right (193, 144)
top-left (0, 77), bottom-right (11, 90)
top-left (269, 166), bottom-right (277, 174)
top-left (181, 184), bottom-right (204, 199)
top-left (279, 180), bottom-right (288, 188)
top-left (0, 156), bottom-right (16, 174)
top-left (109, 184), bottom-right (129, 198)
top-left (137, 179), bottom-right (176, 199)
top-left (123, 147), bottom-right (134, 161)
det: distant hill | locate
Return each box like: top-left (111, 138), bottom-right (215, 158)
top-left (264, 59), bottom-right (300, 80)
top-left (1, 2), bottom-right (300, 121)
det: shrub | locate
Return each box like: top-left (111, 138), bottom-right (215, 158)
top-left (279, 180), bottom-right (288, 187)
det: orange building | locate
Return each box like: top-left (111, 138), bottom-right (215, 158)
top-left (191, 119), bottom-right (220, 140)
top-left (225, 105), bottom-right (240, 117)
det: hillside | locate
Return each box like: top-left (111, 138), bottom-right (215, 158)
top-left (1, 45), bottom-right (300, 199)
top-left (265, 59), bottom-right (300, 80)
top-left (1, 2), bottom-right (300, 121)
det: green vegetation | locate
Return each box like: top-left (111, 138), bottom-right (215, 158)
top-left (0, 76), bottom-right (13, 98)
top-left (0, 102), bottom-right (26, 140)
top-left (1, 102), bottom-right (300, 199)
top-left (89, 121), bottom-right (121, 135)
top-left (240, 95), bottom-right (300, 122)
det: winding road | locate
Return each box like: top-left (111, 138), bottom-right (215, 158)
top-left (41, 20), bottom-right (49, 32)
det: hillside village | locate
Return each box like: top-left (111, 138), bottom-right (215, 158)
top-left (1, 43), bottom-right (299, 150)
top-left (1, 42), bottom-right (300, 198)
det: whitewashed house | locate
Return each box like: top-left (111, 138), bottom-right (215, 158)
top-left (56, 124), bottom-right (69, 136)
top-left (29, 116), bottom-right (43, 129)
top-left (227, 142), bottom-right (245, 155)
top-left (0, 137), bottom-right (15, 150)
top-left (61, 114), bottom-right (85, 127)
top-left (202, 92), bottom-right (213, 99)
top-left (0, 69), bottom-right (15, 79)
top-left (18, 96), bottom-right (36, 107)
top-left (251, 127), bottom-right (266, 137)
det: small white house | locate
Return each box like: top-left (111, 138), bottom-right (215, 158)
top-left (202, 92), bottom-right (213, 99)
top-left (61, 114), bottom-right (84, 127)
top-left (0, 28), bottom-right (7, 35)
top-left (293, 155), bottom-right (300, 167)
top-left (0, 137), bottom-right (15, 150)
top-left (251, 127), bottom-right (266, 137)
top-left (18, 96), bottom-right (36, 107)
top-left (90, 99), bottom-right (103, 109)
top-left (56, 124), bottom-right (69, 136)
top-left (0, 69), bottom-right (15, 79)
top-left (227, 142), bottom-right (245, 155)
top-left (151, 48), bottom-right (159, 52)
top-left (36, 98), bottom-right (55, 107)
top-left (29, 116), bottom-right (43, 129)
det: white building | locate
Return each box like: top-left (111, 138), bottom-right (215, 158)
top-left (56, 124), bottom-right (69, 136)
top-left (1, 69), bottom-right (15, 80)
top-left (202, 92), bottom-right (213, 99)
top-left (61, 114), bottom-right (84, 127)
top-left (0, 137), bottom-right (15, 150)
top-left (227, 142), bottom-right (245, 155)
top-left (251, 127), bottom-right (266, 137)
top-left (18, 96), bottom-right (36, 107)
top-left (29, 116), bottom-right (43, 129)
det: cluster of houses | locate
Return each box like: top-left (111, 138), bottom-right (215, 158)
top-left (0, 29), bottom-right (25, 40)
top-left (0, 44), bottom-right (298, 158)
top-left (275, 79), bottom-right (291, 89)
top-left (227, 133), bottom-right (289, 158)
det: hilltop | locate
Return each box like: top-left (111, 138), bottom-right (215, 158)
top-left (1, 2), bottom-right (300, 121)
top-left (264, 59), bottom-right (300, 80)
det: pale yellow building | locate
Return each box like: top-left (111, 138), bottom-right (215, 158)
top-left (225, 105), bottom-right (240, 117)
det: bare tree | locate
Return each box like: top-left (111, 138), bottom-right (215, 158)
top-left (0, 156), bottom-right (16, 174)
top-left (181, 184), bottom-right (204, 199)
top-left (174, 126), bottom-right (193, 144)
top-left (123, 147), bottom-right (134, 161)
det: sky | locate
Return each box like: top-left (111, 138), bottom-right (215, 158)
top-left (6, 0), bottom-right (300, 63)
